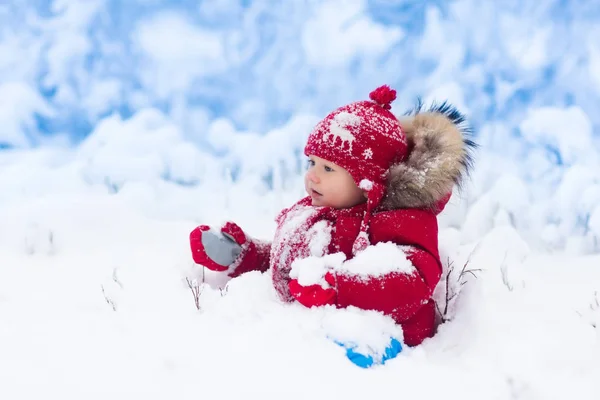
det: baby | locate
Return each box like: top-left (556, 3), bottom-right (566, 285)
top-left (190, 85), bottom-right (473, 361)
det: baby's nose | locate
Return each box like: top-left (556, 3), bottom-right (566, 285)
top-left (307, 170), bottom-right (320, 183)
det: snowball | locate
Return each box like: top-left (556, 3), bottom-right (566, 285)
top-left (338, 242), bottom-right (416, 277)
top-left (290, 253), bottom-right (346, 287)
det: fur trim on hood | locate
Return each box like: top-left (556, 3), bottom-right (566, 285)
top-left (379, 101), bottom-right (477, 212)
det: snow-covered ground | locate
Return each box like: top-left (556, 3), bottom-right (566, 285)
top-left (1, 145), bottom-right (599, 399)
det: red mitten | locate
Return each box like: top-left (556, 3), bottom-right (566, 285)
top-left (190, 222), bottom-right (270, 277)
top-left (189, 223), bottom-right (246, 272)
top-left (289, 272), bottom-right (337, 308)
top-left (220, 221), bottom-right (248, 246)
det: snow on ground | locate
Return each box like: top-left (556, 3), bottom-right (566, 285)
top-left (0, 149), bottom-right (599, 399)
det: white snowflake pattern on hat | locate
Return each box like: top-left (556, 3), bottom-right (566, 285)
top-left (324, 111), bottom-right (361, 152)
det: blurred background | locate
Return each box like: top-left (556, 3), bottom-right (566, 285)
top-left (1, 0), bottom-right (600, 254)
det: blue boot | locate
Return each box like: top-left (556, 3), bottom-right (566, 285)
top-left (337, 338), bottom-right (403, 368)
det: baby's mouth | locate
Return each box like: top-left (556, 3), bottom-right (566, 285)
top-left (311, 189), bottom-right (322, 196)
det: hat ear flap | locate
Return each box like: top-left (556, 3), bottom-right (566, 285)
top-left (352, 182), bottom-right (386, 255)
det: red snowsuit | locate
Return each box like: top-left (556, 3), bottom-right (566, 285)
top-left (229, 196), bottom-right (444, 347)
top-left (190, 99), bottom-right (473, 348)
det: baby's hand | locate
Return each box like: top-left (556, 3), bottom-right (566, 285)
top-left (189, 223), bottom-right (244, 271)
top-left (288, 253), bottom-right (346, 307)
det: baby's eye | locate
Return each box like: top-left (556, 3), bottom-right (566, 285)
top-left (324, 165), bottom-right (334, 172)
top-left (307, 159), bottom-right (315, 168)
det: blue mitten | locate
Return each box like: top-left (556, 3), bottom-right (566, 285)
top-left (336, 337), bottom-right (403, 368)
top-left (321, 307), bottom-right (404, 369)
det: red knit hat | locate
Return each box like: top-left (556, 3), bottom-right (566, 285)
top-left (304, 85), bottom-right (408, 254)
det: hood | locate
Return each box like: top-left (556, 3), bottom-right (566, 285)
top-left (379, 101), bottom-right (477, 212)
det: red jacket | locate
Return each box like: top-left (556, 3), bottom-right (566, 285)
top-left (231, 196), bottom-right (443, 347)
top-left (198, 106), bottom-right (474, 347)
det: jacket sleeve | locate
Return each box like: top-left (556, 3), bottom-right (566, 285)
top-left (228, 239), bottom-right (271, 278)
top-left (334, 245), bottom-right (441, 323)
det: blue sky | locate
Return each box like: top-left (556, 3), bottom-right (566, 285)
top-left (0, 0), bottom-right (599, 161)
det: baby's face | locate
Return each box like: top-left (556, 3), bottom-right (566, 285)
top-left (304, 155), bottom-right (366, 209)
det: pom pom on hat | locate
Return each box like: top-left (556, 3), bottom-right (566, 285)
top-left (369, 85), bottom-right (397, 110)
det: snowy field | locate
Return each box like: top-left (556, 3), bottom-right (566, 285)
top-left (1, 143), bottom-right (599, 399)
top-left (2, 1), bottom-right (600, 399)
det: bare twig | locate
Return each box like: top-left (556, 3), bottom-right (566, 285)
top-left (112, 267), bottom-right (123, 289)
top-left (100, 285), bottom-right (117, 311)
top-left (186, 277), bottom-right (203, 310)
top-left (435, 301), bottom-right (444, 320)
top-left (183, 265), bottom-right (208, 310)
top-left (592, 291), bottom-right (599, 310)
top-left (219, 283), bottom-right (229, 297)
top-left (458, 258), bottom-right (482, 280)
top-left (48, 231), bottom-right (55, 254)
top-left (590, 291), bottom-right (599, 328)
top-left (442, 259), bottom-right (454, 318)
top-left (576, 291), bottom-right (599, 329)
top-left (436, 251), bottom-right (481, 323)
top-left (499, 253), bottom-right (514, 292)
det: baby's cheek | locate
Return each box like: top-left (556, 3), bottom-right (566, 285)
top-left (328, 181), bottom-right (344, 197)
